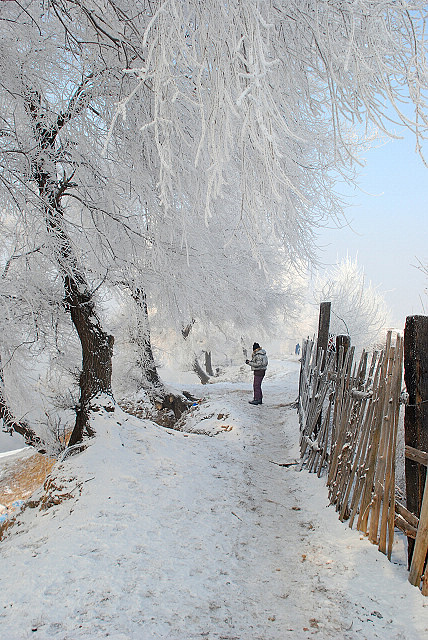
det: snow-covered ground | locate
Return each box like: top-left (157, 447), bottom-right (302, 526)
top-left (0, 428), bottom-right (27, 456)
top-left (0, 358), bottom-right (427, 640)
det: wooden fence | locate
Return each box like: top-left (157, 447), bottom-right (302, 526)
top-left (298, 325), bottom-right (428, 594)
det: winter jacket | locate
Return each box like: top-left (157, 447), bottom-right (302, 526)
top-left (247, 348), bottom-right (268, 371)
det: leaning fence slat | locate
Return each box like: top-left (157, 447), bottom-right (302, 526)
top-left (316, 401), bottom-right (332, 477)
top-left (405, 445), bottom-right (428, 467)
top-left (396, 501), bottom-right (419, 529)
top-left (336, 398), bottom-right (365, 518)
top-left (387, 335), bottom-right (404, 558)
top-left (395, 514), bottom-right (418, 539)
top-left (373, 341), bottom-right (397, 547)
top-left (334, 351), bottom-right (375, 521)
top-left (328, 391), bottom-right (354, 506)
top-left (327, 347), bottom-right (355, 489)
top-left (308, 397), bottom-right (333, 474)
top-left (409, 475), bottom-right (428, 589)
top-left (348, 400), bottom-right (376, 528)
top-left (359, 338), bottom-right (392, 537)
top-left (338, 390), bottom-right (373, 522)
top-left (347, 351), bottom-right (382, 528)
top-left (356, 351), bottom-right (385, 534)
top-left (369, 334), bottom-right (394, 544)
top-left (313, 398), bottom-right (333, 475)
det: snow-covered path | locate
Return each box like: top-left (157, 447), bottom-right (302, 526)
top-left (0, 359), bottom-right (427, 639)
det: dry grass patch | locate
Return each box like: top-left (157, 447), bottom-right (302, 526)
top-left (0, 451), bottom-right (56, 509)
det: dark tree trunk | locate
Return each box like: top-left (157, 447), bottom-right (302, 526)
top-left (66, 275), bottom-right (114, 446)
top-left (182, 320), bottom-right (195, 339)
top-left (181, 320), bottom-right (210, 384)
top-left (131, 288), bottom-right (161, 388)
top-left (193, 357), bottom-right (210, 384)
top-left (127, 288), bottom-right (189, 421)
top-left (204, 351), bottom-right (214, 377)
top-left (241, 338), bottom-right (248, 360)
top-left (25, 84), bottom-right (114, 446)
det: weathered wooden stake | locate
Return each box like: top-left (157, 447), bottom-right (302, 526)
top-left (317, 301), bottom-right (331, 370)
top-left (336, 334), bottom-right (351, 367)
top-left (409, 475), bottom-right (428, 589)
top-left (404, 315), bottom-right (428, 567)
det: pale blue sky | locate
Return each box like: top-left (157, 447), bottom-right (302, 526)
top-left (316, 125), bottom-right (428, 329)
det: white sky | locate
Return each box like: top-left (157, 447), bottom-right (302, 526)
top-left (316, 126), bottom-right (428, 329)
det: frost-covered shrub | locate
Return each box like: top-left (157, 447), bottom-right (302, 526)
top-left (311, 256), bottom-right (390, 352)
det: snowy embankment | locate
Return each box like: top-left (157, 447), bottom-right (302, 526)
top-left (0, 358), bottom-right (427, 640)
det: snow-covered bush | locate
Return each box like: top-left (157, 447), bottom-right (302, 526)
top-left (310, 256), bottom-right (391, 352)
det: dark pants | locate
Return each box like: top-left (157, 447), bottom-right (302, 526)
top-left (253, 370), bottom-right (265, 402)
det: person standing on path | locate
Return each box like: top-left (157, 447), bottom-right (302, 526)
top-left (245, 342), bottom-right (268, 405)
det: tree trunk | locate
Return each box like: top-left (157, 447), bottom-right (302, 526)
top-left (241, 338), bottom-right (248, 360)
top-left (127, 288), bottom-right (190, 421)
top-left (66, 275), bottom-right (114, 446)
top-left (193, 357), bottom-right (210, 384)
top-left (182, 320), bottom-right (195, 339)
top-left (25, 85), bottom-right (114, 447)
top-left (131, 288), bottom-right (162, 389)
top-left (181, 320), bottom-right (210, 384)
top-left (204, 351), bottom-right (214, 377)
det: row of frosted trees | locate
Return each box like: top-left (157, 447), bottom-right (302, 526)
top-left (0, 1), bottom-right (427, 448)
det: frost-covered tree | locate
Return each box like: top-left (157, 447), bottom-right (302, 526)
top-left (0, 2), bottom-right (148, 444)
top-left (108, 220), bottom-right (302, 389)
top-left (311, 256), bottom-right (390, 351)
top-left (35, 0), bottom-right (427, 251)
top-left (0, 0), bottom-right (297, 442)
top-left (103, 0), bottom-right (427, 233)
top-left (1, 1), bottom-right (427, 446)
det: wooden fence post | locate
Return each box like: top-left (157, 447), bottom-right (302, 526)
top-left (336, 334), bottom-right (351, 368)
top-left (317, 302), bottom-right (331, 370)
top-left (404, 315), bottom-right (428, 567)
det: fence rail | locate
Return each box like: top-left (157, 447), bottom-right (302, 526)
top-left (298, 327), bottom-right (428, 594)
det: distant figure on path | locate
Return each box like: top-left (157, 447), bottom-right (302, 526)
top-left (295, 343), bottom-right (300, 356)
top-left (245, 342), bottom-right (268, 405)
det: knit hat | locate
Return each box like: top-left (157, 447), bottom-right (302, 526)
top-left (253, 342), bottom-right (261, 350)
